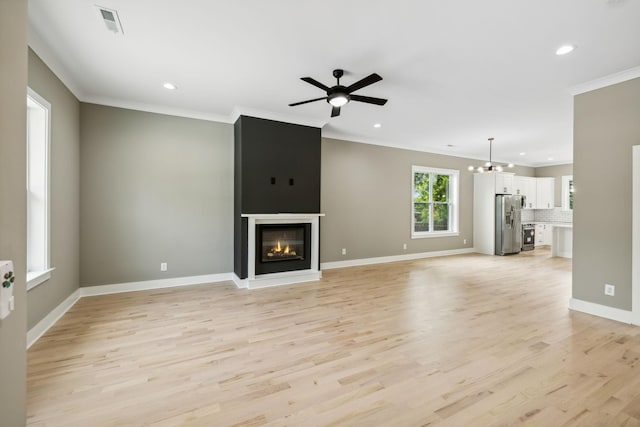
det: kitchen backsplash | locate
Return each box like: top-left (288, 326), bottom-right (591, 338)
top-left (522, 209), bottom-right (534, 222)
top-left (534, 207), bottom-right (573, 223)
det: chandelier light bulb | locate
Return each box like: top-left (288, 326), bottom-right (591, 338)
top-left (469, 137), bottom-right (512, 173)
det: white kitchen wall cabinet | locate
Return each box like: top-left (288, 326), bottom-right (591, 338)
top-left (494, 173), bottom-right (514, 194)
top-left (514, 176), bottom-right (536, 209)
top-left (535, 177), bottom-right (555, 209)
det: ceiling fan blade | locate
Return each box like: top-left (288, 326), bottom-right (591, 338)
top-left (289, 97), bottom-right (327, 107)
top-left (301, 77), bottom-right (330, 92)
top-left (331, 106), bottom-right (341, 117)
top-left (350, 94), bottom-right (388, 106)
top-left (346, 73), bottom-right (382, 93)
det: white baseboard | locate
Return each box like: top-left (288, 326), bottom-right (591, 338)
top-left (27, 289), bottom-right (81, 349)
top-left (569, 298), bottom-right (633, 324)
top-left (80, 273), bottom-right (235, 297)
top-left (27, 273), bottom-right (235, 349)
top-left (232, 274), bottom-right (248, 289)
top-left (233, 270), bottom-right (322, 289)
top-left (321, 248), bottom-right (475, 270)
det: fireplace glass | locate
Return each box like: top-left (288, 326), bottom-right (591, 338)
top-left (260, 225), bottom-right (305, 262)
top-left (255, 223), bottom-right (311, 275)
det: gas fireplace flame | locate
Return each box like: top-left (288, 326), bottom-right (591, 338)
top-left (267, 239), bottom-right (297, 258)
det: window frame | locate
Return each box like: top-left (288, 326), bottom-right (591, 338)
top-left (26, 88), bottom-right (54, 291)
top-left (411, 165), bottom-right (460, 239)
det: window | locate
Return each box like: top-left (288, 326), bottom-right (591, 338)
top-left (412, 166), bottom-right (459, 238)
top-left (26, 88), bottom-right (53, 290)
top-left (561, 175), bottom-right (574, 211)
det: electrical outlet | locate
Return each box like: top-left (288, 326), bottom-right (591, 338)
top-left (161, 262), bottom-right (168, 272)
top-left (604, 284), bottom-right (615, 296)
top-left (341, 248), bottom-right (346, 255)
top-left (403, 243), bottom-right (407, 250)
top-left (464, 239), bottom-right (467, 245)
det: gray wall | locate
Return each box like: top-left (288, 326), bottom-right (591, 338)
top-left (0, 0), bottom-right (28, 424)
top-left (535, 163), bottom-right (573, 207)
top-left (573, 77), bottom-right (640, 310)
top-left (80, 104), bottom-right (234, 286)
top-left (27, 49), bottom-right (81, 329)
top-left (320, 137), bottom-right (534, 263)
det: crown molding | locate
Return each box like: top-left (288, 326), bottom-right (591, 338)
top-left (82, 95), bottom-right (234, 123)
top-left (569, 65), bottom-right (640, 96)
top-left (28, 25), bottom-right (85, 100)
top-left (231, 106), bottom-right (327, 128)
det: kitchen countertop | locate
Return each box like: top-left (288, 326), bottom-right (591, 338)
top-left (528, 221), bottom-right (573, 228)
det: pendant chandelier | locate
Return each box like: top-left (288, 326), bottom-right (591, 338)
top-left (467, 137), bottom-right (514, 173)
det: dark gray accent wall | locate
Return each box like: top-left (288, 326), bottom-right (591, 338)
top-left (27, 48), bottom-right (81, 330)
top-left (234, 116), bottom-right (321, 278)
top-left (573, 78), bottom-right (640, 310)
top-left (80, 104), bottom-right (234, 286)
top-left (0, 0), bottom-right (28, 423)
top-left (235, 116), bottom-right (321, 214)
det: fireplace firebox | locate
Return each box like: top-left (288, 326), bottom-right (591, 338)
top-left (255, 223), bottom-right (311, 275)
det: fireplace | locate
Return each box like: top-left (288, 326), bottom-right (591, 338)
top-left (236, 213), bottom-right (323, 289)
top-left (233, 116), bottom-right (323, 288)
top-left (256, 223), bottom-right (311, 275)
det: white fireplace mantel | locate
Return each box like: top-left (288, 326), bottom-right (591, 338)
top-left (234, 213), bottom-right (325, 289)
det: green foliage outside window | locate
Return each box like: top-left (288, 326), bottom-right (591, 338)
top-left (569, 180), bottom-right (574, 210)
top-left (413, 172), bottom-right (451, 233)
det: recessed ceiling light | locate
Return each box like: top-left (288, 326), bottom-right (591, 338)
top-left (547, 157), bottom-right (554, 161)
top-left (373, 123), bottom-right (381, 128)
top-left (163, 82), bottom-right (177, 90)
top-left (519, 152), bottom-right (526, 156)
top-left (555, 45), bottom-right (575, 56)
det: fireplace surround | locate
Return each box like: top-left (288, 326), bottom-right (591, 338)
top-left (235, 213), bottom-right (323, 289)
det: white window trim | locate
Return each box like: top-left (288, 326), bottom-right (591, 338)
top-left (27, 87), bottom-right (53, 291)
top-left (27, 268), bottom-right (56, 291)
top-left (561, 175), bottom-right (573, 211)
top-left (411, 165), bottom-right (460, 239)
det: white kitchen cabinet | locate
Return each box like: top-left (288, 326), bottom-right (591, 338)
top-left (494, 173), bottom-right (514, 194)
top-left (514, 176), bottom-right (536, 209)
top-left (473, 172), bottom-right (516, 255)
top-left (535, 224), bottom-right (553, 246)
top-left (535, 178), bottom-right (555, 209)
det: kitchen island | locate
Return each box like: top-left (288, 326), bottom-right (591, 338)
top-left (550, 223), bottom-right (572, 258)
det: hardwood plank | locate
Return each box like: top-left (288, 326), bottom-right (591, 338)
top-left (26, 249), bottom-right (640, 425)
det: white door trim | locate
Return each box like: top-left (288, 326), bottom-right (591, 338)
top-left (632, 146), bottom-right (640, 325)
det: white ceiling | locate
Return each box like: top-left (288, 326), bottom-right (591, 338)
top-left (28, 0), bottom-right (640, 167)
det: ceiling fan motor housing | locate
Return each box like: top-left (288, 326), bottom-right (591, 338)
top-left (327, 86), bottom-right (350, 105)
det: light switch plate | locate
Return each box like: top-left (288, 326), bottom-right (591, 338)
top-left (1, 260), bottom-right (15, 320)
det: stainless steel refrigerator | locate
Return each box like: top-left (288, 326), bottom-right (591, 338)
top-left (495, 195), bottom-right (524, 255)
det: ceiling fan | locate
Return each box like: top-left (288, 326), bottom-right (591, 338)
top-left (289, 69), bottom-right (388, 117)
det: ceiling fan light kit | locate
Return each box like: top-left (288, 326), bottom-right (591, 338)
top-left (289, 68), bottom-right (388, 117)
top-left (468, 137), bottom-right (515, 173)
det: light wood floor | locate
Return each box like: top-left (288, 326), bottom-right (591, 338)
top-left (27, 250), bottom-right (640, 426)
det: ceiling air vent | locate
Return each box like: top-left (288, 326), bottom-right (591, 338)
top-left (95, 5), bottom-right (124, 34)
